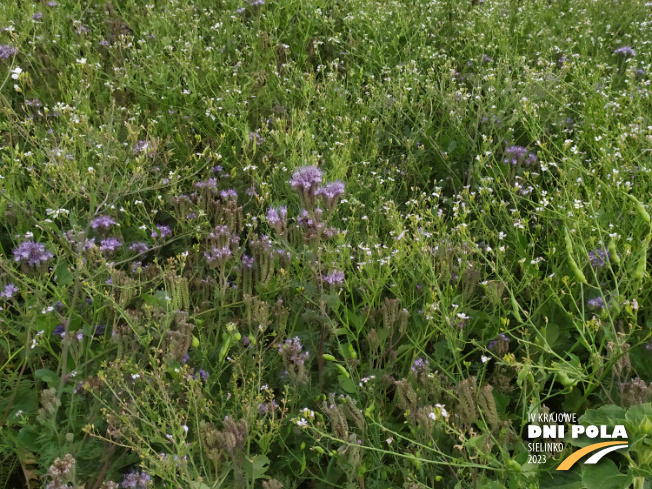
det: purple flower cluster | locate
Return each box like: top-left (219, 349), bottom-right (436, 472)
top-left (13, 240), bottom-right (54, 266)
top-left (151, 225), bottom-right (172, 239)
top-left (588, 247), bottom-right (608, 268)
top-left (411, 357), bottom-right (430, 376)
top-left (613, 46), bottom-right (636, 58)
top-left (204, 246), bottom-right (232, 265)
top-left (129, 242), bottom-right (149, 254)
top-left (278, 337), bottom-right (309, 366)
top-left (194, 369), bottom-right (209, 381)
top-left (0, 45), bottom-right (17, 59)
top-left (220, 188), bottom-right (238, 200)
top-left (1, 283), bottom-right (18, 299)
top-left (503, 146), bottom-right (537, 166)
top-left (322, 270), bottom-right (345, 286)
top-left (91, 215), bottom-right (117, 230)
top-left (316, 181), bottom-right (346, 209)
top-left (488, 334), bottom-right (509, 350)
top-left (587, 296), bottom-right (606, 309)
top-left (121, 471), bottom-right (152, 489)
top-left (100, 238), bottom-right (122, 252)
top-left (267, 205), bottom-right (288, 234)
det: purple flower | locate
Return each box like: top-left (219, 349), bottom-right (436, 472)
top-left (121, 471), bottom-right (152, 489)
top-left (211, 165), bottom-right (223, 173)
top-left (0, 283), bottom-right (18, 299)
top-left (290, 166), bottom-right (323, 191)
top-left (587, 296), bottom-right (606, 309)
top-left (613, 46), bottom-right (636, 58)
top-left (220, 188), bottom-right (238, 200)
top-left (13, 240), bottom-right (54, 266)
top-left (204, 246), bottom-right (232, 265)
top-left (267, 205), bottom-right (288, 233)
top-left (0, 45), bottom-right (17, 59)
top-left (322, 270), bottom-right (345, 286)
top-left (195, 369), bottom-right (209, 381)
top-left (133, 140), bottom-right (149, 154)
top-left (33, 12), bottom-right (43, 20)
top-left (503, 146), bottom-right (537, 166)
top-left (47, 1), bottom-right (57, 6)
top-left (279, 337), bottom-right (309, 365)
top-left (92, 323), bottom-right (105, 337)
top-left (129, 242), bottom-right (149, 253)
top-left (100, 238), bottom-right (122, 252)
top-left (316, 181), bottom-right (345, 209)
top-left (53, 324), bottom-right (66, 337)
top-left (411, 357), bottom-right (430, 376)
top-left (151, 225), bottom-right (172, 238)
top-left (194, 178), bottom-right (218, 191)
top-left (488, 334), bottom-right (509, 350)
top-left (241, 255), bottom-right (255, 268)
top-left (91, 215), bottom-right (117, 230)
top-left (99, 39), bottom-right (109, 46)
top-left (588, 247), bottom-right (608, 268)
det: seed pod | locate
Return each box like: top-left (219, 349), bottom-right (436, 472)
top-left (322, 354), bottom-right (337, 362)
top-left (564, 227), bottom-right (587, 284)
top-left (608, 239), bottom-right (620, 265)
top-left (626, 194), bottom-right (651, 224)
top-left (335, 364), bottom-right (350, 378)
top-left (510, 292), bottom-right (523, 323)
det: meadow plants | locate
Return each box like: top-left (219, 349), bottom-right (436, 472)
top-left (0, 0), bottom-right (651, 488)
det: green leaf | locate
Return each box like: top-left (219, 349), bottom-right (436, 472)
top-left (338, 374), bottom-right (356, 394)
top-left (54, 259), bottom-right (73, 286)
top-left (539, 469), bottom-right (583, 489)
top-left (581, 459), bottom-right (632, 489)
top-left (243, 454), bottom-right (270, 482)
top-left (35, 369), bottom-right (60, 385)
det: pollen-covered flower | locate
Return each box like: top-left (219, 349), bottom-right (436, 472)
top-left (13, 240), bottom-right (54, 266)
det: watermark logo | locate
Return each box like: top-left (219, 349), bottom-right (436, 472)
top-left (526, 412), bottom-right (628, 470)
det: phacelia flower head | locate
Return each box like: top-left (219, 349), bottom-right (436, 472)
top-left (0, 45), bottom-right (17, 59)
top-left (100, 238), bottom-right (122, 252)
top-left (129, 242), bottom-right (149, 254)
top-left (1, 283), bottom-right (19, 300)
top-left (13, 240), bottom-right (54, 266)
top-left (613, 46), bottom-right (636, 58)
top-left (121, 470), bottom-right (152, 489)
top-left (290, 166), bottom-right (323, 207)
top-left (220, 188), bottom-right (238, 201)
top-left (503, 146), bottom-right (537, 166)
top-left (316, 180), bottom-right (345, 209)
top-left (267, 205), bottom-right (288, 234)
top-left (322, 270), bottom-right (345, 287)
top-left (91, 215), bottom-right (117, 230)
top-left (588, 247), bottom-right (608, 268)
top-left (151, 225), bottom-right (172, 239)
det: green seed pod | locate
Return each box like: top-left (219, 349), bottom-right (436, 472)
top-left (335, 364), bottom-right (350, 378)
top-left (626, 194), bottom-right (651, 224)
top-left (568, 256), bottom-right (588, 284)
top-left (322, 354), bottom-right (337, 362)
top-left (192, 335), bottom-right (200, 348)
top-left (608, 239), bottom-right (620, 265)
top-left (509, 291), bottom-right (523, 323)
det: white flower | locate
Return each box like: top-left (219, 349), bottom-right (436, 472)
top-left (11, 67), bottom-right (22, 80)
top-left (386, 437), bottom-right (393, 445)
top-left (76, 58), bottom-right (87, 65)
top-left (481, 355), bottom-right (490, 363)
top-left (428, 412), bottom-right (437, 420)
top-left (296, 418), bottom-right (308, 428)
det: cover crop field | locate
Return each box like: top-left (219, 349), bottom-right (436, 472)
top-left (0, 0), bottom-right (651, 488)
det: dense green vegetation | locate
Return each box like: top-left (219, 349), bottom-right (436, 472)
top-left (1, 0), bottom-right (651, 488)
